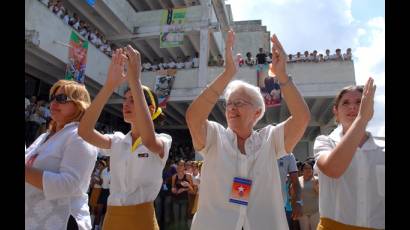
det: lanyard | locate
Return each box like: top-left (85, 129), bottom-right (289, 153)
top-left (130, 137), bottom-right (142, 153)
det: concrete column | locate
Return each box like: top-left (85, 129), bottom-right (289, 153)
top-left (198, 0), bottom-right (212, 88)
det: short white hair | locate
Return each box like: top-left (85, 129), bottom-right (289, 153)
top-left (224, 80), bottom-right (265, 125)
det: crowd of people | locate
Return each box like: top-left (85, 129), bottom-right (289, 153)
top-left (25, 29), bottom-right (383, 230)
top-left (142, 54), bottom-right (200, 72)
top-left (39, 0), bottom-right (113, 57)
top-left (216, 47), bottom-right (353, 68)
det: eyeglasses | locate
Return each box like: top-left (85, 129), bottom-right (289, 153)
top-left (223, 99), bottom-right (253, 109)
top-left (49, 94), bottom-right (73, 104)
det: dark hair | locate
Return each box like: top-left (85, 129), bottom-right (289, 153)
top-left (124, 85), bottom-right (166, 126)
top-left (334, 85), bottom-right (364, 108)
top-left (301, 160), bottom-right (314, 171)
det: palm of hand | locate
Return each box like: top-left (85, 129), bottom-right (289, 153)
top-left (107, 62), bottom-right (126, 87)
top-left (358, 78), bottom-right (376, 122)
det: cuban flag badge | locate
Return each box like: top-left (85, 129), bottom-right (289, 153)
top-left (229, 177), bottom-right (253, 206)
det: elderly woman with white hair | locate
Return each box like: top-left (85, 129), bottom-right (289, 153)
top-left (186, 29), bottom-right (310, 230)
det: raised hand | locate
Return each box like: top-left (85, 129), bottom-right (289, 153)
top-left (105, 48), bottom-right (127, 90)
top-left (224, 29), bottom-right (237, 74)
top-left (270, 34), bottom-right (287, 78)
top-left (124, 45), bottom-right (141, 83)
top-left (358, 77), bottom-right (376, 124)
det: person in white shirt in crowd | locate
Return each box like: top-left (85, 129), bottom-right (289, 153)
top-left (79, 46), bottom-right (172, 230)
top-left (192, 52), bottom-right (200, 68)
top-left (25, 97), bottom-right (31, 111)
top-left (151, 59), bottom-right (159, 71)
top-left (343, 48), bottom-right (352, 61)
top-left (277, 153), bottom-right (302, 228)
top-left (25, 80), bottom-right (98, 230)
top-left (176, 56), bottom-right (185, 69)
top-left (302, 51), bottom-right (309, 62)
top-left (96, 160), bottom-right (111, 230)
top-left (313, 78), bottom-right (384, 229)
top-left (73, 19), bottom-right (81, 31)
top-left (312, 50), bottom-right (318, 62)
top-left (324, 49), bottom-right (331, 61)
top-left (63, 11), bottom-right (70, 25)
top-left (318, 54), bottom-right (324, 62)
top-left (89, 30), bottom-right (97, 43)
top-left (266, 52), bottom-right (272, 63)
top-left (95, 34), bottom-right (103, 48)
top-left (142, 59), bottom-right (152, 72)
top-left (99, 39), bottom-right (108, 52)
top-left (287, 54), bottom-right (294, 63)
top-left (105, 44), bottom-right (112, 57)
top-left (88, 160), bottom-right (106, 230)
top-left (56, 5), bottom-right (65, 18)
top-left (52, 1), bottom-right (60, 14)
top-left (79, 24), bottom-right (89, 39)
top-left (48, 1), bottom-right (55, 11)
top-left (68, 13), bottom-right (78, 27)
top-left (294, 52), bottom-right (302, 62)
top-left (184, 56), bottom-right (193, 69)
top-left (186, 30), bottom-right (310, 230)
top-left (245, 52), bottom-right (255, 66)
top-left (298, 161), bottom-right (319, 230)
top-left (330, 48), bottom-right (343, 61)
top-left (167, 58), bottom-right (177, 69)
top-left (26, 100), bottom-right (47, 145)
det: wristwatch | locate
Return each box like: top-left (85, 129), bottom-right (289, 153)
top-left (296, 200), bottom-right (303, 206)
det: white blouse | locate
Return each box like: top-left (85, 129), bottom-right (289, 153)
top-left (314, 125), bottom-right (385, 229)
top-left (25, 122), bottom-right (98, 230)
top-left (100, 131), bottom-right (171, 206)
top-left (191, 121), bottom-right (289, 230)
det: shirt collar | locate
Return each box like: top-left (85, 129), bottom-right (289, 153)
top-left (226, 127), bottom-right (258, 148)
top-left (328, 124), bottom-right (382, 150)
top-left (124, 131), bottom-right (133, 145)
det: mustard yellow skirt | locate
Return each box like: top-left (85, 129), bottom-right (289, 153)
top-left (102, 202), bottom-right (159, 230)
top-left (317, 217), bottom-right (376, 230)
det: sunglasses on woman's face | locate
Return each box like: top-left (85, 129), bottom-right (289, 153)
top-left (49, 94), bottom-right (73, 104)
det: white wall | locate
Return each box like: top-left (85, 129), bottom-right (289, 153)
top-left (26, 0), bottom-right (112, 88)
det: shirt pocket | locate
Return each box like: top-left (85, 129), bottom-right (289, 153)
top-left (376, 165), bottom-right (385, 197)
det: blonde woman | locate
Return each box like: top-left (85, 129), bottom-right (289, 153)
top-left (78, 46), bottom-right (171, 230)
top-left (25, 80), bottom-right (98, 230)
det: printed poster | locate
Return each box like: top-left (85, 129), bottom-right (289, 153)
top-left (258, 64), bottom-right (282, 107)
top-left (154, 69), bottom-right (176, 108)
top-left (160, 8), bottom-right (187, 48)
top-left (65, 31), bottom-right (88, 84)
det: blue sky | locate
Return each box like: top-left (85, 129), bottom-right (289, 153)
top-left (226, 0), bottom-right (385, 137)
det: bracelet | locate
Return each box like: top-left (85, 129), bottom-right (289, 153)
top-left (279, 77), bottom-right (292, 87)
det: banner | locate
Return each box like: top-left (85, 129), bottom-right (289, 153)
top-left (258, 64), bottom-right (282, 108)
top-left (160, 8), bottom-right (187, 48)
top-left (65, 31), bottom-right (88, 84)
top-left (154, 69), bottom-right (176, 108)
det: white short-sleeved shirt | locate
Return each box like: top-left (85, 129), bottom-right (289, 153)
top-left (192, 57), bottom-right (199, 67)
top-left (25, 122), bottom-right (98, 230)
top-left (191, 121), bottom-right (289, 230)
top-left (100, 167), bottom-right (111, 189)
top-left (100, 131), bottom-right (172, 206)
top-left (313, 125), bottom-right (385, 229)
